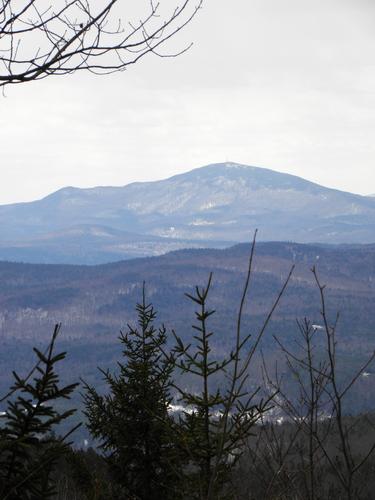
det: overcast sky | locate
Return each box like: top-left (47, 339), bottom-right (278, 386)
top-left (1, 0), bottom-right (375, 204)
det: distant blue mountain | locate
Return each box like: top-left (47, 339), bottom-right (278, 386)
top-left (0, 162), bottom-right (374, 263)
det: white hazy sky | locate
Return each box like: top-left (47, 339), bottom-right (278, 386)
top-left (1, 0), bottom-right (375, 204)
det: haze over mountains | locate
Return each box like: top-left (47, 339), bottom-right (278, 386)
top-left (1, 162), bottom-right (375, 264)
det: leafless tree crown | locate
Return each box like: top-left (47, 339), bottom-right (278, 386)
top-left (0, 0), bottom-right (202, 86)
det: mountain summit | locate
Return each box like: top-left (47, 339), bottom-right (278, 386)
top-left (0, 162), bottom-right (374, 264)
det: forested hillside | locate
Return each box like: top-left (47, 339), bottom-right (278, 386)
top-left (1, 241), bottom-right (374, 424)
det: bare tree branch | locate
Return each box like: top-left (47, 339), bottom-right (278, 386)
top-left (0, 0), bottom-right (203, 86)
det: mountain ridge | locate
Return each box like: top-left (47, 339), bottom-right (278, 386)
top-left (45, 162), bottom-right (373, 206)
top-left (0, 162), bottom-right (374, 264)
top-left (4, 162), bottom-right (371, 207)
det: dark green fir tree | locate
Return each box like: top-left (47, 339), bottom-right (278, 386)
top-left (83, 286), bottom-right (182, 500)
top-left (0, 324), bottom-right (79, 500)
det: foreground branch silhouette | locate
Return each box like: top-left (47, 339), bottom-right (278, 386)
top-left (239, 267), bottom-right (375, 500)
top-left (0, 0), bottom-right (202, 86)
top-left (164, 232), bottom-right (294, 499)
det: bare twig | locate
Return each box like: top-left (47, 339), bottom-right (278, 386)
top-left (0, 0), bottom-right (203, 86)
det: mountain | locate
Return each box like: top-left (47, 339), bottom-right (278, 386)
top-left (1, 162), bottom-right (375, 264)
top-left (1, 242), bottom-right (375, 415)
